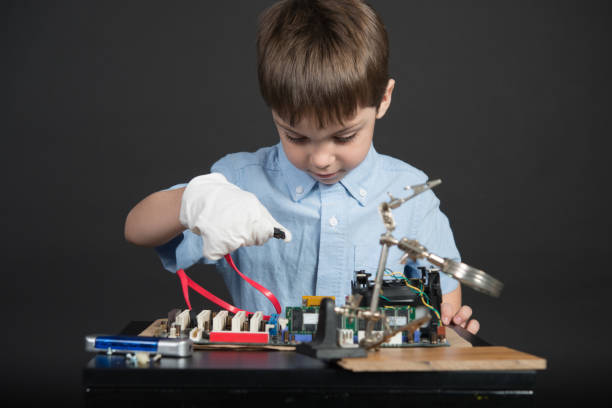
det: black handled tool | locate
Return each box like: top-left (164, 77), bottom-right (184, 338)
top-left (273, 228), bottom-right (285, 240)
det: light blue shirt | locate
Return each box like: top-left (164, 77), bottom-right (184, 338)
top-left (156, 143), bottom-right (460, 315)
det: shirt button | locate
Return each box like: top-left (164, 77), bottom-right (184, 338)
top-left (359, 188), bottom-right (367, 197)
top-left (329, 216), bottom-right (338, 227)
top-left (295, 186), bottom-right (304, 194)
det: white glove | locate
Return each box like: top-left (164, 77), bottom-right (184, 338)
top-left (179, 173), bottom-right (292, 260)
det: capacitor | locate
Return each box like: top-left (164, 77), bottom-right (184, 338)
top-left (437, 326), bottom-right (446, 342)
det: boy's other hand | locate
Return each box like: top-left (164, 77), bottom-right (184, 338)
top-left (179, 173), bottom-right (292, 260)
top-left (441, 303), bottom-right (480, 335)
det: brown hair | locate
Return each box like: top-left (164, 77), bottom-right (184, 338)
top-left (257, 0), bottom-right (389, 127)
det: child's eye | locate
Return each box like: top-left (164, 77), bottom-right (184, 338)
top-left (285, 133), bottom-right (308, 144)
top-left (335, 133), bottom-right (356, 144)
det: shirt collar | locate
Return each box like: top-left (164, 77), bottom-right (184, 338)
top-left (339, 143), bottom-right (377, 206)
top-left (277, 143), bottom-right (318, 201)
top-left (277, 142), bottom-right (378, 205)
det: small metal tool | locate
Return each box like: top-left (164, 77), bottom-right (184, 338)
top-left (273, 227), bottom-right (286, 240)
top-left (85, 334), bottom-right (192, 357)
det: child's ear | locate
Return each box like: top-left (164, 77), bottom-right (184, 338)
top-left (375, 79), bottom-right (396, 119)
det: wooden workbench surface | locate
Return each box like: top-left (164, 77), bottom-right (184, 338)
top-left (337, 345), bottom-right (546, 372)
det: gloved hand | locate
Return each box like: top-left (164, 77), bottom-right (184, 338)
top-left (179, 173), bottom-right (292, 260)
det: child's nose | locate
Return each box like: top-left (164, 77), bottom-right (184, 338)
top-left (310, 145), bottom-right (334, 169)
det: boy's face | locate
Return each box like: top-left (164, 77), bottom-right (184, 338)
top-left (273, 80), bottom-right (395, 185)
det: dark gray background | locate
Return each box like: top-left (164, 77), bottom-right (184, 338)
top-left (3, 0), bottom-right (611, 405)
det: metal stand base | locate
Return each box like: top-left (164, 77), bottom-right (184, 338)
top-left (296, 298), bottom-right (367, 360)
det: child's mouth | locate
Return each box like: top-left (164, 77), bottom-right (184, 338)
top-left (313, 171), bottom-right (338, 180)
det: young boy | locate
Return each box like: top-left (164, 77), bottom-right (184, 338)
top-left (124, 0), bottom-right (479, 334)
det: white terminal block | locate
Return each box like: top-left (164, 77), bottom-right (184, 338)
top-left (231, 311), bottom-right (247, 332)
top-left (357, 330), bottom-right (403, 345)
top-left (337, 329), bottom-right (357, 348)
top-left (250, 311), bottom-right (264, 332)
top-left (212, 310), bottom-right (228, 332)
top-left (277, 317), bottom-right (289, 332)
top-left (277, 318), bottom-right (288, 332)
top-left (189, 327), bottom-right (203, 342)
top-left (175, 309), bottom-right (190, 332)
top-left (196, 310), bottom-right (211, 331)
top-left (386, 332), bottom-right (403, 345)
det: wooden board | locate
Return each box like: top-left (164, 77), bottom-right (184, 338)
top-left (337, 346), bottom-right (547, 372)
top-left (139, 318), bottom-right (165, 337)
top-left (444, 326), bottom-right (473, 348)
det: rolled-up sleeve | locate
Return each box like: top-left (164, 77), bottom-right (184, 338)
top-left (153, 183), bottom-right (215, 273)
top-left (154, 154), bottom-right (240, 273)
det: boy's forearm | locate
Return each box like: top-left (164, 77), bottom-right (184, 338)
top-left (442, 284), bottom-right (462, 315)
top-left (124, 187), bottom-right (186, 247)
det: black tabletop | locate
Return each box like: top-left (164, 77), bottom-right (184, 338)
top-left (82, 321), bottom-right (538, 407)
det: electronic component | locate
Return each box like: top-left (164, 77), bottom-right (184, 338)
top-left (231, 310), bottom-right (247, 332)
top-left (167, 308), bottom-right (180, 328)
top-left (293, 333), bottom-right (312, 343)
top-left (212, 310), bottom-right (228, 332)
top-left (250, 311), bottom-right (264, 332)
top-left (356, 330), bottom-right (402, 345)
top-left (209, 331), bottom-right (269, 344)
top-left (175, 309), bottom-right (190, 332)
top-left (189, 326), bottom-right (203, 342)
top-left (196, 310), bottom-right (211, 331)
top-left (414, 329), bottom-right (421, 343)
top-left (338, 329), bottom-right (357, 348)
top-left (266, 313), bottom-right (279, 335)
top-left (278, 317), bottom-right (288, 332)
top-left (168, 323), bottom-right (179, 338)
top-left (302, 295), bottom-right (335, 307)
top-left (437, 326), bottom-right (446, 342)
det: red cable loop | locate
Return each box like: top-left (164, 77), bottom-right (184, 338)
top-left (176, 254), bottom-right (282, 320)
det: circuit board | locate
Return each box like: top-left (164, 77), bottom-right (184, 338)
top-left (154, 297), bottom-right (447, 349)
top-left (151, 265), bottom-right (450, 348)
top-left (286, 304), bottom-right (448, 347)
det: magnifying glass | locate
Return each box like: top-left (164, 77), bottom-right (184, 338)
top-left (398, 238), bottom-right (503, 297)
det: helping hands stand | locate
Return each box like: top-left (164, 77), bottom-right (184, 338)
top-left (297, 179), bottom-right (504, 360)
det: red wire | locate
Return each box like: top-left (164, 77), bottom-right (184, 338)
top-left (223, 254), bottom-right (282, 314)
top-left (176, 254), bottom-right (282, 320)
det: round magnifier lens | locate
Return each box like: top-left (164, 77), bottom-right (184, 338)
top-left (443, 260), bottom-right (504, 298)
